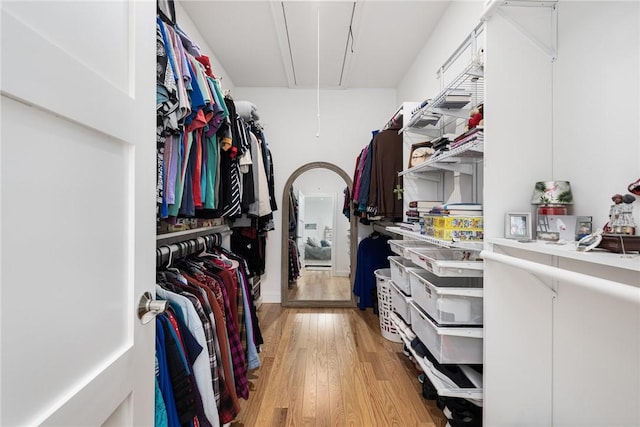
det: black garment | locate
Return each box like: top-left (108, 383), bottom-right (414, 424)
top-left (353, 233), bottom-right (393, 309)
top-left (167, 308), bottom-right (212, 427)
top-left (230, 224), bottom-right (266, 277)
top-left (266, 147), bottom-right (278, 212)
top-left (178, 130), bottom-right (197, 217)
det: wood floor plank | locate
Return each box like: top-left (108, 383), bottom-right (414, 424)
top-left (231, 305), bottom-right (448, 427)
top-left (327, 311), bottom-right (346, 427)
top-left (302, 312), bottom-right (319, 419)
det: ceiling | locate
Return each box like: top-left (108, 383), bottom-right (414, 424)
top-left (181, 1), bottom-right (451, 89)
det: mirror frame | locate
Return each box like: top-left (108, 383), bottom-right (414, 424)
top-left (281, 162), bottom-right (357, 307)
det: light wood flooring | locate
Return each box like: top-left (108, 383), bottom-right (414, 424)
top-left (231, 304), bottom-right (448, 427)
top-left (288, 270), bottom-right (352, 301)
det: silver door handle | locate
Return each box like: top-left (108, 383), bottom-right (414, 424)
top-left (138, 291), bottom-right (168, 324)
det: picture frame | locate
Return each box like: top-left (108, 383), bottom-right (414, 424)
top-left (576, 216), bottom-right (593, 241)
top-left (505, 212), bottom-right (532, 240)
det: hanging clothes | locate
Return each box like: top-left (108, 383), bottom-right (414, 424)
top-left (156, 16), bottom-right (277, 226)
top-left (367, 125), bottom-right (403, 220)
top-left (155, 236), bottom-right (262, 426)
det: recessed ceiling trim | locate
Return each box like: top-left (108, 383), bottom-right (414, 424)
top-left (339, 2), bottom-right (357, 87)
top-left (338, 0), bottom-right (365, 89)
top-left (281, 2), bottom-right (297, 86)
top-left (270, 1), bottom-right (297, 88)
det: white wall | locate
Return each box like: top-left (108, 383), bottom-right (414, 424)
top-left (174, 2), bottom-right (235, 90)
top-left (233, 87), bottom-right (396, 302)
top-left (553, 1), bottom-right (639, 229)
top-left (483, 1), bottom-right (640, 426)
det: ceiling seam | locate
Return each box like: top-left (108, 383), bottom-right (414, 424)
top-left (339, 2), bottom-right (357, 87)
top-left (281, 2), bottom-right (297, 86)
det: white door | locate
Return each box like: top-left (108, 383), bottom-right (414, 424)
top-left (1, 1), bottom-right (156, 425)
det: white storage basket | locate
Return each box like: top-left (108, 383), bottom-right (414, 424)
top-left (388, 256), bottom-right (420, 294)
top-left (374, 269), bottom-right (401, 342)
top-left (409, 269), bottom-right (483, 325)
top-left (407, 247), bottom-right (483, 277)
top-left (389, 280), bottom-right (412, 325)
top-left (388, 239), bottom-right (436, 260)
top-left (409, 301), bottom-right (483, 364)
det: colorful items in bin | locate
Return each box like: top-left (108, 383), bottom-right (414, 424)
top-left (430, 216), bottom-right (483, 230)
top-left (427, 228), bottom-right (484, 242)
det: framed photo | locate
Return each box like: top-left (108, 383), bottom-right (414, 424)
top-left (505, 212), bottom-right (532, 240)
top-left (537, 215), bottom-right (578, 241)
top-left (576, 216), bottom-right (593, 241)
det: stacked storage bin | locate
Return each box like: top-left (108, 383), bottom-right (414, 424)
top-left (387, 240), bottom-right (433, 325)
top-left (390, 240), bottom-right (485, 423)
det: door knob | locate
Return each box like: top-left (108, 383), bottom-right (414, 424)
top-left (138, 291), bottom-right (168, 324)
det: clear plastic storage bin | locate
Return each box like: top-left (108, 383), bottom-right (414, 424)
top-left (409, 269), bottom-right (483, 325)
top-left (388, 239), bottom-right (435, 260)
top-left (389, 280), bottom-right (412, 324)
top-left (388, 256), bottom-right (420, 294)
top-left (409, 301), bottom-right (483, 364)
top-left (407, 247), bottom-right (483, 277)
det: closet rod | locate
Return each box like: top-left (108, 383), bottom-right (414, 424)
top-left (372, 221), bottom-right (400, 237)
top-left (480, 250), bottom-right (640, 304)
top-left (157, 233), bottom-right (224, 268)
top-left (156, 225), bottom-right (231, 247)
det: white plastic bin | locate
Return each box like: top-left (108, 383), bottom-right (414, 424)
top-left (374, 269), bottom-right (401, 342)
top-left (409, 301), bottom-right (483, 364)
top-left (388, 256), bottom-right (420, 294)
top-left (407, 247), bottom-right (483, 277)
top-left (409, 269), bottom-right (483, 325)
top-left (388, 240), bottom-right (436, 260)
top-left (389, 280), bottom-right (412, 325)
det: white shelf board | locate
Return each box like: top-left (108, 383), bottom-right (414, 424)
top-left (391, 313), bottom-right (483, 405)
top-left (487, 237), bottom-right (640, 272)
top-left (386, 226), bottom-right (483, 251)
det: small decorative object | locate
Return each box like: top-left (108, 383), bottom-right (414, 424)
top-left (537, 215), bottom-right (578, 241)
top-left (393, 184), bottom-right (404, 200)
top-left (597, 234), bottom-right (640, 253)
top-left (531, 180), bottom-right (574, 215)
top-left (576, 229), bottom-right (603, 252)
top-left (575, 216), bottom-right (593, 241)
top-left (531, 181), bottom-right (573, 240)
top-left (607, 193), bottom-right (636, 235)
top-left (466, 103), bottom-right (484, 131)
top-left (505, 212), bottom-right (532, 241)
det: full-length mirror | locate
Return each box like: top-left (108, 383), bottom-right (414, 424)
top-left (281, 162), bottom-right (357, 307)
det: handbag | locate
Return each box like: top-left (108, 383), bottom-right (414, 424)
top-left (408, 142), bottom-right (434, 168)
